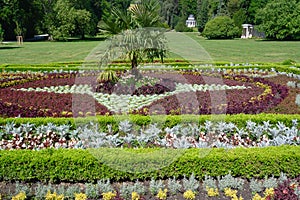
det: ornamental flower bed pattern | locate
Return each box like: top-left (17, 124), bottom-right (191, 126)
top-left (0, 70), bottom-right (290, 117)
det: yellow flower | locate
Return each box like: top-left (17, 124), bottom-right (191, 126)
top-left (132, 192), bottom-right (140, 200)
top-left (231, 195), bottom-right (244, 200)
top-left (206, 187), bottom-right (219, 197)
top-left (224, 188), bottom-right (238, 198)
top-left (102, 191), bottom-right (116, 200)
top-left (183, 190), bottom-right (196, 200)
top-left (252, 193), bottom-right (264, 200)
top-left (45, 191), bottom-right (64, 200)
top-left (264, 188), bottom-right (274, 198)
top-left (156, 189), bottom-right (168, 200)
top-left (74, 193), bottom-right (87, 200)
top-left (11, 192), bottom-right (26, 200)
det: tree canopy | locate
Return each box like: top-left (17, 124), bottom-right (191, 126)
top-left (256, 0), bottom-right (300, 40)
top-left (100, 0), bottom-right (167, 71)
top-left (0, 0), bottom-right (298, 41)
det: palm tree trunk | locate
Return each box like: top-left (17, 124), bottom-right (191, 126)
top-left (131, 51), bottom-right (142, 79)
top-left (131, 51), bottom-right (138, 69)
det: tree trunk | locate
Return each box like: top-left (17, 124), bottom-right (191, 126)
top-left (131, 51), bottom-right (142, 79)
top-left (131, 51), bottom-right (138, 69)
top-left (81, 30), bottom-right (85, 40)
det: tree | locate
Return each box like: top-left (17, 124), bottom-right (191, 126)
top-left (99, 0), bottom-right (167, 75)
top-left (0, 0), bottom-right (43, 40)
top-left (247, 0), bottom-right (270, 24)
top-left (0, 24), bottom-right (4, 42)
top-left (100, 0), bottom-right (162, 35)
top-left (202, 16), bottom-right (240, 39)
top-left (51, 0), bottom-right (92, 40)
top-left (178, 0), bottom-right (197, 18)
top-left (196, 0), bottom-right (209, 32)
top-left (159, 0), bottom-right (179, 28)
top-left (256, 0), bottom-right (300, 40)
top-left (101, 28), bottom-right (167, 77)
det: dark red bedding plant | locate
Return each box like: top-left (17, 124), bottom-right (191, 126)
top-left (0, 71), bottom-right (291, 117)
top-left (273, 178), bottom-right (300, 200)
top-left (0, 89), bottom-right (111, 117)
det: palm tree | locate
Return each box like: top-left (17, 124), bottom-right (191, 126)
top-left (99, 0), bottom-right (162, 34)
top-left (130, 0), bottom-right (161, 28)
top-left (99, 0), bottom-right (167, 78)
top-left (100, 28), bottom-right (167, 78)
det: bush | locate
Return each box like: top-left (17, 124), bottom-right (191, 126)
top-left (175, 20), bottom-right (193, 32)
top-left (202, 16), bottom-right (240, 39)
top-left (1, 113), bottom-right (300, 131)
top-left (0, 146), bottom-right (299, 183)
top-left (282, 59), bottom-right (296, 65)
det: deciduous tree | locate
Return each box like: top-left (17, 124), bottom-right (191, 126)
top-left (256, 0), bottom-right (300, 40)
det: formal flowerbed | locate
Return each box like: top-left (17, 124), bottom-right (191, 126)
top-left (1, 173), bottom-right (300, 200)
top-left (0, 68), bottom-right (295, 118)
top-left (0, 66), bottom-right (299, 200)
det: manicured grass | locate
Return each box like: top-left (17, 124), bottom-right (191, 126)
top-left (185, 32), bottom-right (300, 63)
top-left (0, 33), bottom-right (300, 64)
top-left (0, 40), bottom-right (102, 64)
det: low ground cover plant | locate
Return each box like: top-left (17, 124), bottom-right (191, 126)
top-left (0, 67), bottom-right (295, 117)
top-left (0, 119), bottom-right (299, 150)
top-left (0, 174), bottom-right (299, 200)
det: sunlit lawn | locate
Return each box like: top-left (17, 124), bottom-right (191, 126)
top-left (0, 33), bottom-right (300, 64)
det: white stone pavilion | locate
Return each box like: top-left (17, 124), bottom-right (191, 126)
top-left (241, 24), bottom-right (254, 39)
top-left (186, 14), bottom-right (196, 28)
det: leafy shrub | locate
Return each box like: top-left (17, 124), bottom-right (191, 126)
top-left (175, 20), bottom-right (193, 32)
top-left (97, 71), bottom-right (119, 84)
top-left (202, 16), bottom-right (240, 39)
top-left (282, 59), bottom-right (296, 65)
top-left (0, 146), bottom-right (299, 182)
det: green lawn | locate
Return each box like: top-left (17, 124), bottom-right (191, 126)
top-left (0, 33), bottom-right (300, 64)
top-left (0, 40), bottom-right (102, 64)
top-left (185, 32), bottom-right (300, 63)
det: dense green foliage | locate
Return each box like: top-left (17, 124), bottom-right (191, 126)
top-left (0, 0), bottom-right (297, 41)
top-left (0, 24), bottom-right (3, 42)
top-left (202, 16), bottom-right (240, 39)
top-left (256, 0), bottom-right (300, 40)
top-left (0, 146), bottom-right (299, 182)
top-left (0, 0), bottom-right (130, 40)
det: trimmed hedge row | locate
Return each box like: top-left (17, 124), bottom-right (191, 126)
top-left (2, 62), bottom-right (298, 72)
top-left (0, 146), bottom-right (299, 183)
top-left (1, 114), bottom-right (300, 130)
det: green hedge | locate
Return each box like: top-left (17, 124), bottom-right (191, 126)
top-left (2, 62), bottom-right (298, 72)
top-left (0, 146), bottom-right (299, 183)
top-left (1, 114), bottom-right (300, 131)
